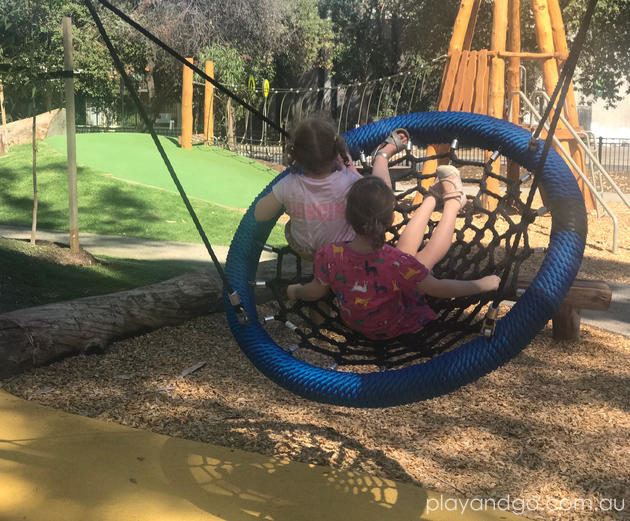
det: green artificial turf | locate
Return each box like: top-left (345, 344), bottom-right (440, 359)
top-left (0, 140), bottom-right (285, 246)
top-left (46, 133), bottom-right (278, 209)
top-left (0, 237), bottom-right (211, 312)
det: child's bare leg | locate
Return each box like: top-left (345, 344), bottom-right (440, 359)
top-left (372, 132), bottom-right (408, 189)
top-left (415, 197), bottom-right (459, 270)
top-left (397, 194), bottom-right (438, 255)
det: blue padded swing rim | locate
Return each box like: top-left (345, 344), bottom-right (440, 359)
top-left (224, 111), bottom-right (586, 408)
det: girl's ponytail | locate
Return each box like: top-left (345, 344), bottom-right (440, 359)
top-left (334, 135), bottom-right (351, 167)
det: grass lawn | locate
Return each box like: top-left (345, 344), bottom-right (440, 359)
top-left (0, 237), bottom-right (212, 313)
top-left (0, 137), bottom-right (286, 311)
top-left (46, 133), bottom-right (279, 209)
top-left (0, 139), bottom-right (285, 246)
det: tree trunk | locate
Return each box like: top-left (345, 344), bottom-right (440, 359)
top-left (0, 270), bottom-right (222, 378)
top-left (226, 97), bottom-right (236, 149)
top-left (31, 103), bottom-right (38, 244)
top-left (0, 77), bottom-right (7, 154)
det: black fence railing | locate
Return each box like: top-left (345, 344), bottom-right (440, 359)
top-left (597, 137), bottom-right (630, 172)
top-left (76, 125), bottom-right (180, 137)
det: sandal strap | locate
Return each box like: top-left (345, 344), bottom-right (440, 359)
top-left (442, 190), bottom-right (467, 210)
top-left (371, 128), bottom-right (410, 163)
top-left (387, 128), bottom-right (410, 153)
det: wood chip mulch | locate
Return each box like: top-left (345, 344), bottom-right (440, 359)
top-left (2, 312), bottom-right (628, 521)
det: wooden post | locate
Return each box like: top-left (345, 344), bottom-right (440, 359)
top-left (31, 102), bottom-right (38, 244)
top-left (461, 52), bottom-right (478, 111)
top-left (463, 0), bottom-right (482, 51)
top-left (547, 0), bottom-right (596, 211)
top-left (181, 57), bottom-right (193, 150)
top-left (473, 50), bottom-right (489, 114)
top-left (532, 0), bottom-right (561, 109)
top-left (203, 61), bottom-right (214, 146)
top-left (416, 0), bottom-right (477, 201)
top-left (62, 17), bottom-right (80, 254)
top-left (450, 0), bottom-right (477, 53)
top-left (506, 0), bottom-right (522, 183)
top-left (488, 0), bottom-right (508, 121)
top-left (546, 0), bottom-right (575, 122)
top-left (483, 0), bottom-right (508, 211)
top-left (533, 0), bottom-right (594, 211)
top-left (0, 78), bottom-right (7, 153)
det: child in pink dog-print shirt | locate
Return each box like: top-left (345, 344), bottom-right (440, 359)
top-left (287, 170), bottom-right (501, 340)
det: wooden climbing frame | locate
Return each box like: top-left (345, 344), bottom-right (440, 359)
top-left (415, 0), bottom-right (596, 213)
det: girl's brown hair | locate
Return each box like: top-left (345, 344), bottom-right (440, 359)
top-left (345, 176), bottom-right (396, 250)
top-left (286, 115), bottom-right (350, 175)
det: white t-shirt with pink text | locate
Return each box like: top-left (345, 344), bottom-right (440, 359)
top-left (272, 166), bottom-right (361, 255)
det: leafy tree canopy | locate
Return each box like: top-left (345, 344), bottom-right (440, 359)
top-left (2, 0), bottom-right (630, 122)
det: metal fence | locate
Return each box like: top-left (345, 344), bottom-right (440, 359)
top-left (596, 137), bottom-right (630, 172)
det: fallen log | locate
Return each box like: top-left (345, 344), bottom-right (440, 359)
top-left (0, 270), bottom-right (221, 378)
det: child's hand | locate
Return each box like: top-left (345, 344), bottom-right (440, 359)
top-left (287, 284), bottom-right (299, 300)
top-left (479, 275), bottom-right (501, 292)
top-left (333, 153), bottom-right (345, 171)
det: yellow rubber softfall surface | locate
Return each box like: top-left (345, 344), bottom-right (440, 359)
top-left (0, 390), bottom-right (525, 521)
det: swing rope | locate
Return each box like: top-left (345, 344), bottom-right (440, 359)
top-left (84, 0), bottom-right (254, 322)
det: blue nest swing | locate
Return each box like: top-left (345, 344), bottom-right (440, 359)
top-left (224, 111), bottom-right (586, 408)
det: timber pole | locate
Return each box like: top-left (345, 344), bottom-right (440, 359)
top-left (484, 0), bottom-right (508, 210)
top-left (203, 61), bottom-right (214, 146)
top-left (0, 78), bottom-right (7, 152)
top-left (532, 0), bottom-right (594, 211)
top-left (181, 57), bottom-right (193, 150)
top-left (62, 16), bottom-right (80, 254)
top-left (546, 0), bottom-right (596, 211)
top-left (462, 0), bottom-right (482, 51)
top-left (417, 0), bottom-right (478, 198)
top-left (506, 0), bottom-right (522, 182)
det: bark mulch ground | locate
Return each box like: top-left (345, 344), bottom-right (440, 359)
top-left (2, 318), bottom-right (628, 521)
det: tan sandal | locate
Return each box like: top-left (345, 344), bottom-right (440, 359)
top-left (371, 128), bottom-right (410, 163)
top-left (435, 165), bottom-right (467, 209)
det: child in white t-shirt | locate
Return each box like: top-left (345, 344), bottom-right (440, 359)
top-left (254, 115), bottom-right (361, 259)
top-left (254, 116), bottom-right (406, 259)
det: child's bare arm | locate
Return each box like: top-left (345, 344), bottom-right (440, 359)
top-left (254, 192), bottom-right (283, 222)
top-left (287, 280), bottom-right (330, 301)
top-left (418, 274), bottom-right (500, 298)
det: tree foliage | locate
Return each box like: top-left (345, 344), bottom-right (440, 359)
top-left (563, 0), bottom-right (630, 107)
top-left (0, 0), bottom-right (152, 121)
top-left (2, 0), bottom-right (630, 123)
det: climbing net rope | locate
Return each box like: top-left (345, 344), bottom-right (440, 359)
top-left (259, 136), bottom-right (540, 371)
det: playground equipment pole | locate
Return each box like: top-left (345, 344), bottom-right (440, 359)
top-left (203, 61), bottom-right (214, 145)
top-left (62, 16), bottom-right (80, 254)
top-left (483, 0), bottom-right (508, 211)
top-left (181, 57), bottom-right (193, 150)
top-left (418, 0), bottom-right (477, 195)
top-left (506, 0), bottom-right (522, 183)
